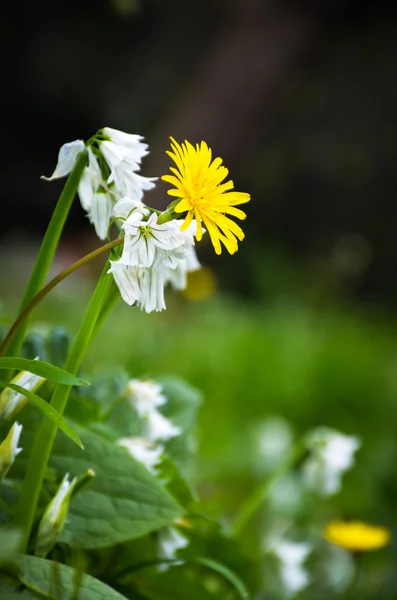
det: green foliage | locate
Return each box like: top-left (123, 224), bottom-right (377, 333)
top-left (17, 555), bottom-right (128, 600)
top-left (0, 358), bottom-right (89, 387)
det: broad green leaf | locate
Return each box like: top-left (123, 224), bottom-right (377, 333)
top-left (50, 428), bottom-right (182, 549)
top-left (0, 381), bottom-right (83, 449)
top-left (0, 527), bottom-right (22, 563)
top-left (0, 582), bottom-right (41, 599)
top-left (17, 554), bottom-right (128, 600)
top-left (157, 456), bottom-right (198, 511)
top-left (0, 358), bottom-right (89, 386)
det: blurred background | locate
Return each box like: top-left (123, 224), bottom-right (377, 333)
top-left (2, 0), bottom-right (397, 594)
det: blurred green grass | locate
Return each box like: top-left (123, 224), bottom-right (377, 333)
top-left (6, 284), bottom-right (397, 528)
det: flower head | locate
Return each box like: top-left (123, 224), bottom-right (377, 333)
top-left (269, 538), bottom-right (311, 597)
top-left (161, 137), bottom-right (250, 255)
top-left (324, 520), bottom-right (391, 552)
top-left (302, 427), bottom-right (360, 496)
top-left (118, 437), bottom-right (164, 474)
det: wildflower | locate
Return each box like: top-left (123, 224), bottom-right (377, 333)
top-left (0, 361), bottom-right (46, 420)
top-left (145, 408), bottom-right (181, 442)
top-left (270, 538), bottom-right (311, 597)
top-left (109, 213), bottom-right (200, 313)
top-left (324, 520), bottom-right (391, 552)
top-left (158, 526), bottom-right (188, 567)
top-left (161, 137), bottom-right (250, 255)
top-left (118, 437), bottom-right (163, 474)
top-left (43, 128), bottom-right (156, 240)
top-left (121, 212), bottom-right (184, 268)
top-left (302, 427), bottom-right (360, 496)
top-left (41, 140), bottom-right (85, 181)
top-left (35, 473), bottom-right (78, 557)
top-left (125, 379), bottom-right (167, 416)
top-left (125, 379), bottom-right (181, 442)
top-left (180, 264), bottom-right (216, 301)
top-left (0, 422), bottom-right (22, 478)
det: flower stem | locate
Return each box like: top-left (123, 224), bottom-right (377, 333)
top-left (16, 264), bottom-right (113, 552)
top-left (0, 237), bottom-right (123, 358)
top-left (4, 150), bottom-right (88, 366)
top-left (232, 444), bottom-right (305, 535)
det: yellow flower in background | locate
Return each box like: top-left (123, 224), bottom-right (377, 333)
top-left (324, 520), bottom-right (391, 552)
top-left (161, 137), bottom-right (250, 255)
top-left (181, 266), bottom-right (217, 302)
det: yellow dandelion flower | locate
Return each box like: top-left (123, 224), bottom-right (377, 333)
top-left (161, 137), bottom-right (250, 255)
top-left (323, 520), bottom-right (391, 552)
top-left (181, 266), bottom-right (217, 302)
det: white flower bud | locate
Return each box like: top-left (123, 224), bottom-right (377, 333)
top-left (0, 422), bottom-right (22, 478)
top-left (35, 473), bottom-right (77, 557)
top-left (117, 437), bottom-right (163, 474)
top-left (0, 360), bottom-right (46, 421)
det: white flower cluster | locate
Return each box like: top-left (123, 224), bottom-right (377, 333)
top-left (118, 379), bottom-right (181, 473)
top-left (302, 427), bottom-right (360, 496)
top-left (43, 127), bottom-right (201, 313)
top-left (269, 537), bottom-right (312, 597)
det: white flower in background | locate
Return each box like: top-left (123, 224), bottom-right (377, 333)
top-left (125, 379), bottom-right (167, 415)
top-left (158, 526), bottom-right (188, 568)
top-left (270, 538), bottom-right (311, 597)
top-left (144, 408), bottom-right (181, 442)
top-left (41, 140), bottom-right (85, 181)
top-left (302, 427), bottom-right (360, 496)
top-left (0, 422), bottom-right (23, 478)
top-left (124, 379), bottom-right (180, 442)
top-left (0, 360), bottom-right (46, 420)
top-left (255, 417), bottom-right (293, 475)
top-left (164, 246), bottom-right (201, 291)
top-left (117, 437), bottom-right (163, 474)
top-left (36, 473), bottom-right (78, 557)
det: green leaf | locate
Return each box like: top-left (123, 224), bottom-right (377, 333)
top-left (131, 566), bottom-right (218, 600)
top-left (0, 358), bottom-right (89, 386)
top-left (0, 381), bottom-right (83, 449)
top-left (50, 428), bottom-right (182, 549)
top-left (17, 554), bottom-right (128, 600)
top-left (0, 527), bottom-right (22, 563)
top-left (0, 582), bottom-right (41, 599)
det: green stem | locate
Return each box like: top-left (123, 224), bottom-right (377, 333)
top-left (5, 150), bottom-right (88, 365)
top-left (0, 237), bottom-right (123, 358)
top-left (16, 264), bottom-right (113, 552)
top-left (232, 444), bottom-right (305, 535)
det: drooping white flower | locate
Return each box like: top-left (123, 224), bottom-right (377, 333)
top-left (164, 246), bottom-right (201, 291)
top-left (302, 427), bottom-right (360, 496)
top-left (0, 422), bottom-right (23, 478)
top-left (144, 408), bottom-right (181, 442)
top-left (158, 526), bottom-right (188, 566)
top-left (118, 437), bottom-right (163, 474)
top-left (125, 379), bottom-right (167, 416)
top-left (107, 261), bottom-right (140, 306)
top-left (36, 473), bottom-right (78, 557)
top-left (41, 140), bottom-right (85, 181)
top-left (109, 165), bottom-right (157, 202)
top-left (0, 360), bottom-right (46, 420)
top-left (137, 267), bottom-right (167, 313)
top-left (270, 538), bottom-right (311, 597)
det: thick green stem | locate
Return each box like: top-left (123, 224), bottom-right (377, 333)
top-left (16, 264), bottom-right (112, 552)
top-left (0, 237), bottom-right (123, 358)
top-left (5, 150), bottom-right (88, 365)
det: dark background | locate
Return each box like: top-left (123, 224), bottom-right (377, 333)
top-left (3, 0), bottom-right (397, 303)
